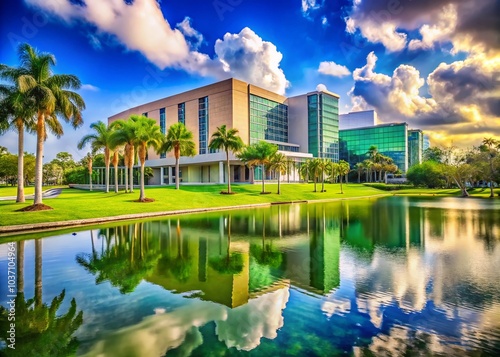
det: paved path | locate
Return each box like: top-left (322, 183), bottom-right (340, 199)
top-left (0, 188), bottom-right (63, 201)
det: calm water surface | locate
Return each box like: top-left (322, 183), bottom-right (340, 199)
top-left (1, 196), bottom-right (499, 356)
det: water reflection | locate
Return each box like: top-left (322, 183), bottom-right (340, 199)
top-left (0, 240), bottom-right (83, 356)
top-left (0, 196), bottom-right (499, 356)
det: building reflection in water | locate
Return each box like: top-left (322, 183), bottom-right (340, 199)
top-left (4, 196), bottom-right (497, 356)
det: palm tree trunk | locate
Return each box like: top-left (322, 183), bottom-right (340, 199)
top-left (105, 147), bottom-right (110, 193)
top-left (124, 165), bottom-right (129, 193)
top-left (321, 172), bottom-right (325, 192)
top-left (35, 239), bottom-right (42, 307)
top-left (261, 165), bottom-right (265, 193)
top-left (489, 158), bottom-right (495, 198)
top-left (357, 171), bottom-right (360, 183)
top-left (277, 171), bottom-right (281, 194)
top-left (140, 162), bottom-right (145, 201)
top-left (17, 240), bottom-right (24, 294)
top-left (175, 158), bottom-right (180, 190)
top-left (34, 113), bottom-right (45, 205)
top-left (16, 120), bottom-right (25, 203)
top-left (114, 162), bottom-right (119, 193)
top-left (129, 151), bottom-right (134, 193)
top-left (226, 150), bottom-right (231, 193)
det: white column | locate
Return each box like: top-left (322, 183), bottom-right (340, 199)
top-left (160, 167), bottom-right (164, 185)
top-left (219, 161), bottom-right (224, 184)
top-left (168, 167), bottom-right (173, 185)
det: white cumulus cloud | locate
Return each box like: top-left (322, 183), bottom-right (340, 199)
top-left (318, 61), bottom-right (351, 77)
top-left (24, 0), bottom-right (290, 95)
top-left (213, 27), bottom-right (289, 95)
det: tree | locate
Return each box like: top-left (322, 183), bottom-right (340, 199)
top-left (299, 160), bottom-right (311, 183)
top-left (3, 43), bottom-right (85, 209)
top-left (0, 82), bottom-right (36, 202)
top-left (309, 158), bottom-right (322, 192)
top-left (78, 121), bottom-right (114, 193)
top-left (85, 152), bottom-right (94, 191)
top-left (237, 141), bottom-right (278, 194)
top-left (338, 160), bottom-right (350, 194)
top-left (481, 137), bottom-right (499, 198)
top-left (269, 152), bottom-right (287, 194)
top-left (355, 162), bottom-right (364, 183)
top-left (159, 123), bottom-right (196, 190)
top-left (133, 116), bottom-right (163, 201)
top-left (423, 146), bottom-right (444, 162)
top-left (208, 124), bottom-right (244, 194)
top-left (315, 158), bottom-right (330, 192)
top-left (407, 161), bottom-right (445, 188)
top-left (111, 147), bottom-right (122, 193)
top-left (110, 118), bottom-right (138, 193)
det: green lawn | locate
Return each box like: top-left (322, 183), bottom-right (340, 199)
top-left (0, 183), bottom-right (386, 227)
top-left (1, 183), bottom-right (498, 228)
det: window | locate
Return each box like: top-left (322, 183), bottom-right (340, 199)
top-left (178, 103), bottom-right (185, 125)
top-left (159, 108), bottom-right (166, 158)
top-left (199, 97), bottom-right (209, 154)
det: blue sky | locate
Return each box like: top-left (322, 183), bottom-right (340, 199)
top-left (1, 0), bottom-right (498, 161)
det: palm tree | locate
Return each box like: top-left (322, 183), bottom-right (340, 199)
top-left (83, 152), bottom-right (94, 191)
top-left (269, 152), bottom-right (287, 194)
top-left (338, 160), bottom-right (350, 194)
top-left (77, 121), bottom-right (114, 193)
top-left (3, 43), bottom-right (85, 208)
top-left (286, 157), bottom-right (295, 183)
top-left (362, 160), bottom-right (372, 182)
top-left (355, 162), bottom-right (364, 183)
top-left (309, 158), bottom-right (323, 192)
top-left (0, 82), bottom-right (37, 203)
top-left (111, 148), bottom-right (122, 193)
top-left (208, 124), bottom-right (244, 194)
top-left (316, 158), bottom-right (330, 192)
top-left (110, 118), bottom-right (138, 193)
top-left (299, 160), bottom-right (311, 183)
top-left (159, 123), bottom-right (196, 190)
top-left (329, 161), bottom-right (339, 184)
top-left (133, 116), bottom-right (163, 201)
top-left (237, 141), bottom-right (278, 194)
top-left (482, 137), bottom-right (499, 198)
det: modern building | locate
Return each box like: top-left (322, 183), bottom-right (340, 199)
top-left (408, 129), bottom-right (424, 168)
top-left (339, 123), bottom-right (409, 172)
top-left (423, 134), bottom-right (430, 151)
top-left (339, 110), bottom-right (377, 130)
top-left (288, 91), bottom-right (340, 161)
top-left (108, 78), bottom-right (340, 185)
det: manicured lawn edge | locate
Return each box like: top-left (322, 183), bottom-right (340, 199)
top-left (0, 193), bottom-right (390, 238)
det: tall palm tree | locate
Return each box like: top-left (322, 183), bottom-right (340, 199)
top-left (133, 116), bottom-right (163, 201)
top-left (338, 160), bottom-right (350, 194)
top-left (111, 148), bottom-right (122, 193)
top-left (329, 161), bottom-right (339, 184)
top-left (111, 118), bottom-right (138, 193)
top-left (159, 123), bottom-right (196, 190)
top-left (316, 158), bottom-right (330, 192)
top-left (208, 124), bottom-right (244, 194)
top-left (299, 160), bottom-right (311, 183)
top-left (4, 43), bottom-right (85, 208)
top-left (84, 152), bottom-right (94, 191)
top-left (362, 160), bottom-right (372, 182)
top-left (309, 158), bottom-right (323, 192)
top-left (0, 83), bottom-right (36, 203)
top-left (269, 152), bottom-right (287, 194)
top-left (77, 121), bottom-right (114, 193)
top-left (355, 162), bottom-right (364, 183)
top-left (237, 141), bottom-right (278, 194)
top-left (482, 137), bottom-right (499, 198)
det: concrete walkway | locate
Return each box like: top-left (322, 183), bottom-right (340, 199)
top-left (0, 188), bottom-right (63, 201)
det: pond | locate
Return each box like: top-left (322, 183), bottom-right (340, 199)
top-left (1, 196), bottom-right (500, 356)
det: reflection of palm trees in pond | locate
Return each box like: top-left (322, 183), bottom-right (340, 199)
top-left (0, 239), bottom-right (83, 356)
top-left (76, 223), bottom-right (162, 294)
top-left (209, 214), bottom-right (244, 275)
top-left (250, 212), bottom-right (283, 268)
top-left (158, 219), bottom-right (193, 282)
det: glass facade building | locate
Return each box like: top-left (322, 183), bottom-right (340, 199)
top-left (408, 129), bottom-right (423, 168)
top-left (339, 123), bottom-right (408, 172)
top-left (159, 108), bottom-right (166, 158)
top-left (307, 93), bottom-right (339, 160)
top-left (249, 94), bottom-right (288, 144)
top-left (178, 103), bottom-right (185, 125)
top-left (198, 97), bottom-right (209, 154)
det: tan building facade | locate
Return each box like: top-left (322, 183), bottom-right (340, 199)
top-left (108, 78), bottom-right (313, 185)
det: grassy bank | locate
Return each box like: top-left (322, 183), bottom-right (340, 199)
top-left (0, 185), bottom-right (62, 197)
top-left (0, 183), bottom-right (385, 227)
top-left (1, 183), bottom-right (498, 228)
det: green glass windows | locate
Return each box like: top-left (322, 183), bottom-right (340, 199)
top-left (199, 97), bottom-right (209, 154)
top-left (249, 94), bottom-right (288, 144)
